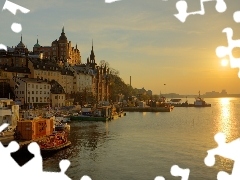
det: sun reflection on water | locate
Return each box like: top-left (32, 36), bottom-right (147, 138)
top-left (218, 98), bottom-right (232, 139)
top-left (217, 98), bottom-right (236, 141)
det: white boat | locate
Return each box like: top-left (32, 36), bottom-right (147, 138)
top-left (194, 92), bottom-right (211, 107)
top-left (53, 119), bottom-right (70, 133)
top-left (55, 115), bottom-right (71, 123)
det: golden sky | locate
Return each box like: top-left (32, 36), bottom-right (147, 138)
top-left (0, 0), bottom-right (240, 94)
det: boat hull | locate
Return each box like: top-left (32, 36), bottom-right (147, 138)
top-left (41, 141), bottom-right (71, 153)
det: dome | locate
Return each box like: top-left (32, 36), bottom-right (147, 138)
top-left (17, 35), bottom-right (25, 48)
top-left (34, 39), bottom-right (41, 48)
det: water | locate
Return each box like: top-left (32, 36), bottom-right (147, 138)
top-left (41, 98), bottom-right (240, 180)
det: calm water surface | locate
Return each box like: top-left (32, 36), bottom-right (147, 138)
top-left (43, 98), bottom-right (240, 180)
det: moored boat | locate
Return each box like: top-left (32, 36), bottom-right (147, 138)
top-left (38, 131), bottom-right (70, 153)
top-left (70, 106), bottom-right (112, 121)
top-left (194, 91), bottom-right (211, 107)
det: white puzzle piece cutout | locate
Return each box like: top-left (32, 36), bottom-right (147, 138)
top-left (154, 165), bottom-right (190, 180)
top-left (2, 0), bottom-right (30, 33)
top-left (105, 0), bottom-right (121, 3)
top-left (2, 0), bottom-right (30, 15)
top-left (80, 175), bottom-right (92, 180)
top-left (0, 44), bottom-right (7, 51)
top-left (215, 27), bottom-right (240, 78)
top-left (204, 132), bottom-right (240, 180)
top-left (174, 0), bottom-right (227, 22)
top-left (0, 123), bottom-right (81, 180)
top-left (233, 11), bottom-right (240, 23)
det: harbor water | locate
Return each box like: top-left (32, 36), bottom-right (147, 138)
top-left (40, 98), bottom-right (239, 179)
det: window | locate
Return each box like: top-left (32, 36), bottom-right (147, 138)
top-left (36, 97), bottom-right (38, 102)
top-left (32, 91), bottom-right (34, 94)
top-left (40, 91), bottom-right (42, 94)
top-left (36, 85), bottom-right (38, 89)
top-left (22, 91), bottom-right (24, 94)
top-left (55, 96), bottom-right (57, 99)
top-left (36, 91), bottom-right (38, 94)
top-left (32, 84), bottom-right (34, 88)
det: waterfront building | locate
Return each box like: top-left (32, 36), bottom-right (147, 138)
top-left (51, 27), bottom-right (81, 65)
top-left (14, 77), bottom-right (51, 108)
top-left (70, 64), bottom-right (93, 93)
top-left (50, 80), bottom-right (66, 108)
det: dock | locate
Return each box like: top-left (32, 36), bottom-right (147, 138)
top-left (122, 106), bottom-right (173, 112)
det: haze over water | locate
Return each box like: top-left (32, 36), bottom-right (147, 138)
top-left (43, 98), bottom-right (240, 180)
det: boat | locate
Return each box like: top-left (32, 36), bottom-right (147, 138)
top-left (54, 119), bottom-right (70, 132)
top-left (38, 131), bottom-right (71, 153)
top-left (194, 91), bottom-right (211, 107)
top-left (168, 99), bottom-right (182, 107)
top-left (40, 141), bottom-right (71, 153)
top-left (70, 106), bottom-right (112, 121)
top-left (55, 115), bottom-right (71, 123)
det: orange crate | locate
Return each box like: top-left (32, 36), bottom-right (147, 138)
top-left (34, 119), bottom-right (47, 138)
top-left (46, 119), bottom-right (53, 135)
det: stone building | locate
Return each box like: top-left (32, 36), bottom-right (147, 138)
top-left (32, 38), bottom-right (51, 59)
top-left (51, 27), bottom-right (81, 65)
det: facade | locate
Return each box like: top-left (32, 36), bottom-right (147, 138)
top-left (70, 64), bottom-right (93, 93)
top-left (50, 80), bottom-right (65, 108)
top-left (51, 27), bottom-right (81, 65)
top-left (28, 58), bottom-right (74, 95)
top-left (14, 77), bottom-right (51, 108)
top-left (0, 33), bottom-right (111, 107)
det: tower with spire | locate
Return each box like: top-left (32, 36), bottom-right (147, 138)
top-left (88, 40), bottom-right (96, 69)
top-left (15, 34), bottom-right (28, 54)
top-left (51, 26), bottom-right (81, 65)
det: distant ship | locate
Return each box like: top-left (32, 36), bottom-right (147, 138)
top-left (193, 91), bottom-right (211, 107)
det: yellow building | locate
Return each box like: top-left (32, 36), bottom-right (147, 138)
top-left (28, 58), bottom-right (74, 95)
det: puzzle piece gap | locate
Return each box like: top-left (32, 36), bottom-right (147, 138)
top-left (2, 0), bottom-right (30, 15)
top-left (233, 11), bottom-right (240, 23)
top-left (11, 23), bottom-right (22, 33)
top-left (174, 0), bottom-right (227, 22)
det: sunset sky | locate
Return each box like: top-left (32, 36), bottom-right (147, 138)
top-left (0, 0), bottom-right (240, 95)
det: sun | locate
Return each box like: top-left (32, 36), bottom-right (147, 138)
top-left (221, 59), bottom-right (228, 67)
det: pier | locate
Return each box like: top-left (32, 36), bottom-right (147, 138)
top-left (122, 106), bottom-right (173, 112)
